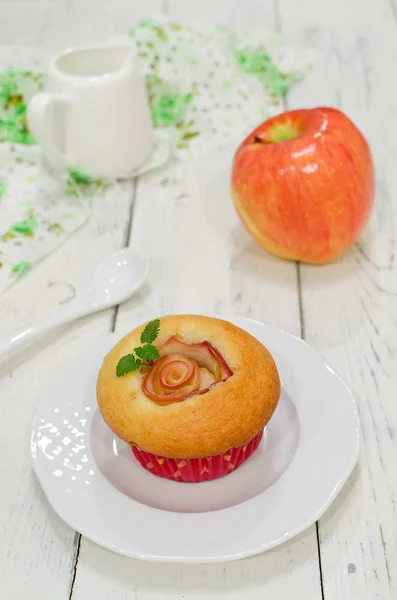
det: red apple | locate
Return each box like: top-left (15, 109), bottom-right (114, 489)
top-left (231, 107), bottom-right (375, 264)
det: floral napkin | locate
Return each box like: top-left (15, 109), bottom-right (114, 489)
top-left (0, 21), bottom-right (312, 296)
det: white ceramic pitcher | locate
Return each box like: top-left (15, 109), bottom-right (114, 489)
top-left (27, 43), bottom-right (153, 179)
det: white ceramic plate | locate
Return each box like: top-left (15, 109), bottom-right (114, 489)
top-left (31, 316), bottom-right (359, 563)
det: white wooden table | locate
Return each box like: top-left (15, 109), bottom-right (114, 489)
top-left (0, 0), bottom-right (396, 598)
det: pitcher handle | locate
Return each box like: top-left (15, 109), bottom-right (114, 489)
top-left (27, 92), bottom-right (72, 169)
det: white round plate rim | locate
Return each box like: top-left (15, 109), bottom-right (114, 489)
top-left (31, 315), bottom-right (360, 563)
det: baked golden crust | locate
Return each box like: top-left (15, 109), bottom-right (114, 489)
top-left (96, 315), bottom-right (280, 459)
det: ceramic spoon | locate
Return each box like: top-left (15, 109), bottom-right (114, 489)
top-left (0, 248), bottom-right (149, 362)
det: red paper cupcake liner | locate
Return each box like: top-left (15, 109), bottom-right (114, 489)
top-left (130, 429), bottom-right (263, 483)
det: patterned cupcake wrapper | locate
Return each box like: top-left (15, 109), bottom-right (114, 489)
top-left (130, 430), bottom-right (263, 483)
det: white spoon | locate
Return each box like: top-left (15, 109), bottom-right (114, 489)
top-left (0, 248), bottom-right (148, 362)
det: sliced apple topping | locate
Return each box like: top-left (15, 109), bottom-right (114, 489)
top-left (142, 337), bottom-right (232, 404)
top-left (198, 367), bottom-right (216, 389)
top-left (159, 337), bottom-right (232, 380)
top-left (159, 354), bottom-right (199, 392)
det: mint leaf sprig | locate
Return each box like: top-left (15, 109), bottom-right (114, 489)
top-left (116, 319), bottom-right (161, 377)
top-left (116, 354), bottom-right (141, 376)
top-left (140, 318), bottom-right (160, 343)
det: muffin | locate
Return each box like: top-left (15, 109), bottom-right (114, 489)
top-left (96, 314), bottom-right (280, 483)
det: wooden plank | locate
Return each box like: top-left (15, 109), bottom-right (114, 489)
top-left (0, 191), bottom-right (135, 600)
top-left (0, 7), bottom-right (81, 600)
top-left (70, 2), bottom-right (323, 599)
top-left (279, 0), bottom-right (397, 598)
top-left (71, 167), bottom-right (322, 600)
top-left (43, 0), bottom-right (165, 51)
top-left (0, 3), bottom-right (137, 599)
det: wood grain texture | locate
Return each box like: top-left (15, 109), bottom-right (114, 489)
top-left (0, 2), bottom-right (56, 45)
top-left (70, 3), bottom-right (322, 598)
top-left (71, 166), bottom-right (322, 600)
top-left (0, 9), bottom-right (82, 600)
top-left (43, 0), bottom-right (166, 51)
top-left (279, 0), bottom-right (397, 598)
top-left (0, 187), bottom-right (135, 600)
top-left (0, 5), bottom-right (137, 598)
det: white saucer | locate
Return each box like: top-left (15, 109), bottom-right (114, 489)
top-left (31, 316), bottom-right (359, 563)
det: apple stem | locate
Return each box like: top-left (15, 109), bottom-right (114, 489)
top-left (253, 136), bottom-right (272, 145)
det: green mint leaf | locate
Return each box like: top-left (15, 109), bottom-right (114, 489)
top-left (140, 319), bottom-right (160, 344)
top-left (134, 344), bottom-right (160, 362)
top-left (116, 354), bottom-right (142, 377)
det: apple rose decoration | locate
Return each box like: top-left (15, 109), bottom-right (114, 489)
top-left (115, 320), bottom-right (233, 404)
top-left (143, 337), bottom-right (233, 404)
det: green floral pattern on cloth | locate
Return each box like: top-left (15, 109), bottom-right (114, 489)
top-left (0, 69), bottom-right (43, 145)
top-left (122, 19), bottom-right (312, 157)
top-left (151, 92), bottom-right (193, 128)
top-left (0, 160), bottom-right (86, 294)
